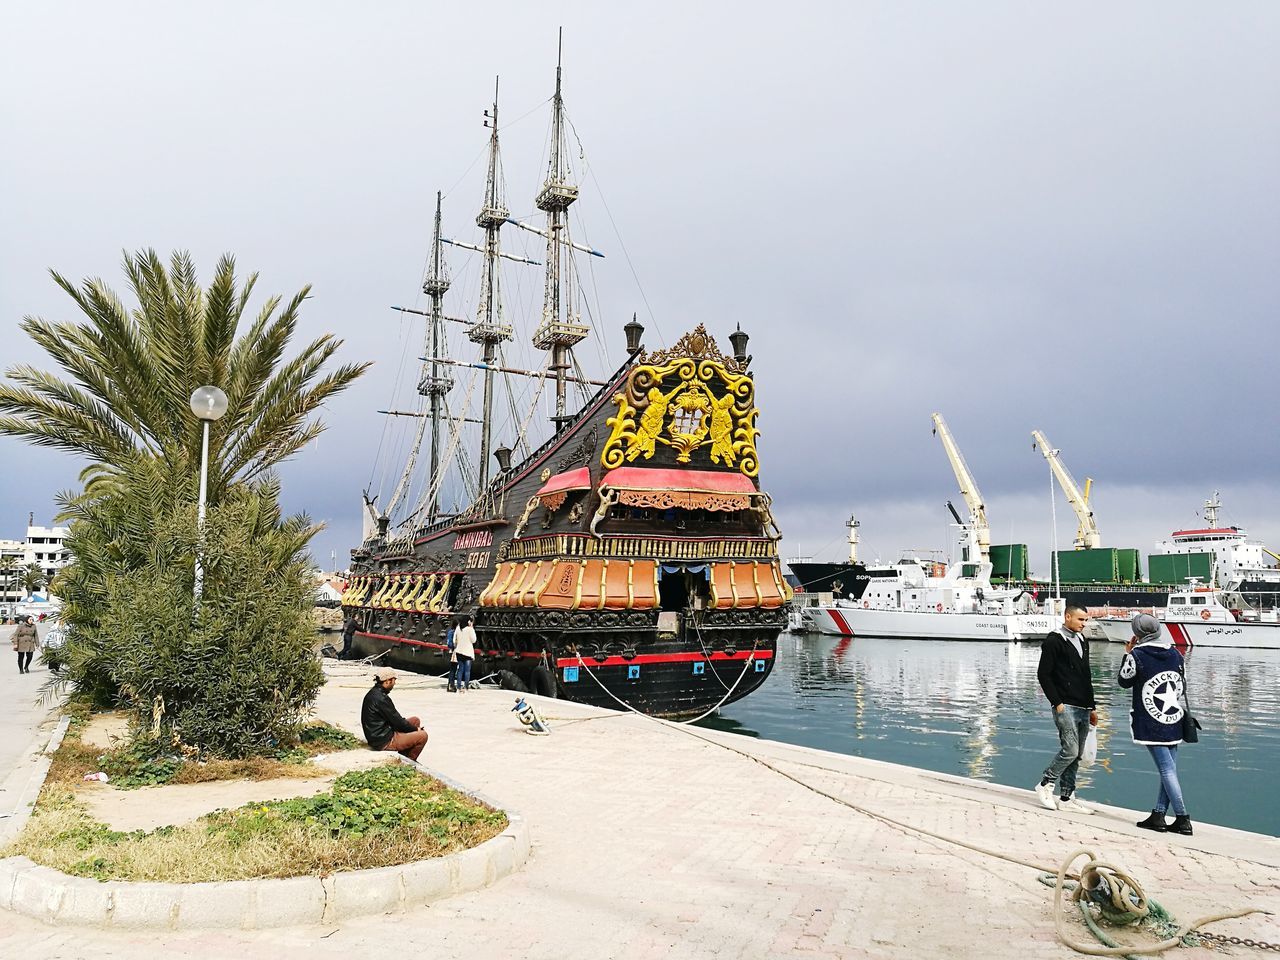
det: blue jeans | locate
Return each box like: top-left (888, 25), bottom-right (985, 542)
top-left (1145, 745), bottom-right (1187, 816)
top-left (1043, 705), bottom-right (1091, 798)
top-left (456, 655), bottom-right (472, 686)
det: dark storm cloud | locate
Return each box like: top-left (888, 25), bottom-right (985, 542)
top-left (2, 2), bottom-right (1277, 571)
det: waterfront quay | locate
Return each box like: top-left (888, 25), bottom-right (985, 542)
top-left (2, 658), bottom-right (1277, 958)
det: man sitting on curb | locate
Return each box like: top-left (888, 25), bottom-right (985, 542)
top-left (361, 667), bottom-right (428, 762)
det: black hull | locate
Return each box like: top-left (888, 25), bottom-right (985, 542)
top-left (786, 561), bottom-right (869, 601)
top-left (352, 607), bottom-right (782, 716)
top-left (998, 582), bottom-right (1171, 608)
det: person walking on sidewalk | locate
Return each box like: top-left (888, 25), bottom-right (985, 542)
top-left (12, 615), bottom-right (38, 674)
top-left (1119, 612), bottom-right (1193, 835)
top-left (1035, 604), bottom-right (1098, 813)
top-left (453, 614), bottom-right (476, 693)
top-left (361, 667), bottom-right (428, 762)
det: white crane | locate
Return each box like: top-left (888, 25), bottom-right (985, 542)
top-left (1031, 430), bottom-right (1101, 549)
top-left (930, 414), bottom-right (990, 562)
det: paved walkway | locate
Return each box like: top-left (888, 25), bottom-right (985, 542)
top-left (2, 661), bottom-right (1277, 958)
top-left (0, 624), bottom-right (57, 844)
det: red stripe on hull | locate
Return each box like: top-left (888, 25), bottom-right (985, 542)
top-left (555, 649), bottom-right (774, 669)
top-left (356, 631), bottom-right (774, 667)
top-left (827, 609), bottom-right (854, 636)
top-left (1166, 622), bottom-right (1192, 653)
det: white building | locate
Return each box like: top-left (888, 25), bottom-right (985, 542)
top-left (0, 521), bottom-right (72, 617)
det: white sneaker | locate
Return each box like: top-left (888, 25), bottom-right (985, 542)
top-left (1059, 795), bottom-right (1095, 815)
top-left (1034, 782), bottom-right (1058, 810)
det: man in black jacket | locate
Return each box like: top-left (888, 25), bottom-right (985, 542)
top-left (361, 667), bottom-right (428, 761)
top-left (340, 615), bottom-right (358, 660)
top-left (1035, 604), bottom-right (1098, 814)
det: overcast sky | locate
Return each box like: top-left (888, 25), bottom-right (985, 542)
top-left (2, 2), bottom-right (1277, 577)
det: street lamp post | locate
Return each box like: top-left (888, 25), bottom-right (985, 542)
top-left (190, 386), bottom-right (229, 600)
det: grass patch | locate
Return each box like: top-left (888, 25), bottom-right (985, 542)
top-left (5, 766), bottom-right (508, 882)
top-left (43, 715), bottom-right (362, 794)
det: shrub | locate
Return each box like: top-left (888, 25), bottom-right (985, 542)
top-left (54, 477), bottom-right (323, 758)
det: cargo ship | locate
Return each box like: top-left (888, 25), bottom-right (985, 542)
top-left (341, 49), bottom-right (788, 717)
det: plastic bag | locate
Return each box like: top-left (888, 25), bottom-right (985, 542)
top-left (1080, 727), bottom-right (1098, 767)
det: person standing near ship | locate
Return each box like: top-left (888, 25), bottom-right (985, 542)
top-left (340, 614), bottom-right (358, 660)
top-left (1034, 604), bottom-right (1098, 813)
top-left (453, 614), bottom-right (476, 693)
top-left (1119, 612), bottom-right (1193, 835)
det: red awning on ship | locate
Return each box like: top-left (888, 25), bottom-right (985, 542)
top-left (535, 466), bottom-right (592, 511)
top-left (599, 467), bottom-right (757, 512)
top-left (536, 466), bottom-right (592, 498)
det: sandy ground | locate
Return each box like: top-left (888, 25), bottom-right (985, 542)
top-left (79, 711), bottom-right (130, 751)
top-left (68, 715), bottom-right (397, 831)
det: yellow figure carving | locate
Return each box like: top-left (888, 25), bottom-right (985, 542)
top-left (600, 326), bottom-right (762, 477)
top-left (627, 382), bottom-right (679, 462)
top-left (708, 391), bottom-right (736, 467)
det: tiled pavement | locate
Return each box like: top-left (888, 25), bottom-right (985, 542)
top-left (2, 662), bottom-right (1276, 958)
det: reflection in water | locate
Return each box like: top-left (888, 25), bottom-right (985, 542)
top-left (700, 634), bottom-right (1280, 836)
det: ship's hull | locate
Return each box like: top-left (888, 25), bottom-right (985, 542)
top-left (808, 604), bottom-right (1056, 641)
top-left (995, 582), bottom-right (1171, 608)
top-left (351, 616), bottom-right (779, 715)
top-left (785, 561), bottom-right (869, 601)
top-left (344, 325), bottom-right (787, 718)
top-left (1095, 618), bottom-right (1280, 650)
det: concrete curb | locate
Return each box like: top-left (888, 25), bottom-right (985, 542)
top-left (0, 716), bottom-right (68, 846)
top-left (0, 757), bottom-right (530, 930)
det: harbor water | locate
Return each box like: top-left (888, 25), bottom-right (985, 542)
top-left (702, 633), bottom-right (1279, 837)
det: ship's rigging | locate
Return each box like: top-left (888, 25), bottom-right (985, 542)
top-left (370, 34), bottom-right (614, 543)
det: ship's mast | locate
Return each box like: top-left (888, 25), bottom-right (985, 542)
top-left (532, 30), bottom-right (589, 430)
top-left (1204, 490), bottom-right (1221, 529)
top-left (420, 191), bottom-right (453, 521)
top-left (469, 78), bottom-right (513, 486)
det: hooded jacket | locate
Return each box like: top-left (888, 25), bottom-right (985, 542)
top-left (1037, 627), bottom-right (1097, 709)
top-left (1118, 639), bottom-right (1186, 746)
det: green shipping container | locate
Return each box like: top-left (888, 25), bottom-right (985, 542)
top-left (989, 543), bottom-right (1029, 581)
top-left (1116, 549), bottom-right (1141, 583)
top-left (1148, 552), bottom-right (1213, 585)
top-left (1053, 548), bottom-right (1119, 583)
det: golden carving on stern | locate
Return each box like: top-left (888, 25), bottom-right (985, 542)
top-left (600, 325), bottom-right (760, 476)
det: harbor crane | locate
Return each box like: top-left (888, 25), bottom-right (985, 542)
top-left (1031, 430), bottom-right (1101, 549)
top-left (930, 413), bottom-right (990, 562)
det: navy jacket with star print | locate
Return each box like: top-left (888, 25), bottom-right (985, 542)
top-left (1117, 642), bottom-right (1186, 746)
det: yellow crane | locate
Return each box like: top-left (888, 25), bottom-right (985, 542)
top-left (930, 413), bottom-right (990, 562)
top-left (1031, 430), bottom-right (1101, 549)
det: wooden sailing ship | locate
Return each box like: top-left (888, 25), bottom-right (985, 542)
top-left (341, 42), bottom-right (789, 716)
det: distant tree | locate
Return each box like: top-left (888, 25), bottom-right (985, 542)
top-left (0, 556), bottom-right (18, 607)
top-left (22, 562), bottom-right (45, 599)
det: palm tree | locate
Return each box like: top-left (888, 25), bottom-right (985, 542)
top-left (22, 562), bottom-right (45, 600)
top-left (0, 556), bottom-right (17, 609)
top-left (0, 249), bottom-right (370, 500)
